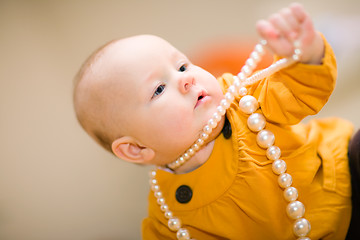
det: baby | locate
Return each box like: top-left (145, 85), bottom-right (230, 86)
top-left (73, 3), bottom-right (359, 240)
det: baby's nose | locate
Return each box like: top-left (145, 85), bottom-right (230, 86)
top-left (179, 74), bottom-right (195, 93)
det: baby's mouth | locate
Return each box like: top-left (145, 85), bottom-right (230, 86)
top-left (195, 90), bottom-right (209, 108)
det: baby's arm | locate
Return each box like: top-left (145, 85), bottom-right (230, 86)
top-left (249, 3), bottom-right (337, 124)
top-left (256, 3), bottom-right (324, 65)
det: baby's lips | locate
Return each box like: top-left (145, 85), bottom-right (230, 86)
top-left (194, 90), bottom-right (209, 108)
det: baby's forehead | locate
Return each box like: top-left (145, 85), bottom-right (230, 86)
top-left (106, 35), bottom-right (185, 63)
top-left (88, 36), bottom-right (168, 89)
top-left (97, 35), bottom-right (186, 82)
top-left (93, 35), bottom-right (188, 92)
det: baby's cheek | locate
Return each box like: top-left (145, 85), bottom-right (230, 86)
top-left (167, 111), bottom-right (193, 132)
top-left (169, 111), bottom-right (199, 137)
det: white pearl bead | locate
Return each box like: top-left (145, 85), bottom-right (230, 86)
top-left (150, 179), bottom-right (157, 186)
top-left (233, 79), bottom-right (241, 91)
top-left (297, 237), bottom-right (311, 240)
top-left (260, 39), bottom-right (267, 46)
top-left (192, 143), bottom-right (200, 151)
top-left (203, 125), bottom-right (212, 134)
top-left (256, 130), bottom-right (275, 149)
top-left (200, 133), bottom-right (209, 141)
top-left (293, 218), bottom-right (311, 237)
top-left (228, 85), bottom-right (237, 95)
top-left (187, 148), bottom-right (195, 157)
top-left (266, 146), bottom-right (281, 160)
top-left (250, 51), bottom-right (260, 63)
top-left (237, 72), bottom-right (246, 81)
top-left (220, 99), bottom-right (230, 109)
top-left (238, 87), bottom-right (248, 96)
top-left (164, 210), bottom-right (173, 219)
top-left (284, 187), bottom-right (298, 202)
top-left (178, 157), bottom-right (185, 164)
top-left (160, 204), bottom-right (169, 212)
top-left (225, 92), bottom-right (235, 103)
top-left (157, 197), bottom-right (165, 205)
top-left (168, 217), bottom-right (182, 231)
top-left (213, 112), bottom-right (222, 123)
top-left (196, 138), bottom-right (204, 146)
top-left (255, 43), bottom-right (265, 56)
top-left (217, 106), bottom-right (226, 115)
top-left (154, 191), bottom-right (162, 198)
top-left (176, 228), bottom-right (191, 240)
top-left (247, 113), bottom-right (266, 132)
top-left (151, 184), bottom-right (160, 192)
top-left (272, 159), bottom-right (287, 175)
top-left (293, 49), bottom-right (302, 61)
top-left (246, 58), bottom-right (256, 69)
top-left (208, 118), bottom-right (217, 129)
top-left (149, 170), bottom-right (156, 178)
top-left (167, 161), bottom-right (177, 169)
top-left (287, 201), bottom-right (305, 219)
top-left (183, 153), bottom-right (190, 160)
top-left (293, 54), bottom-right (300, 61)
top-left (168, 160), bottom-right (179, 169)
top-left (241, 65), bottom-right (251, 76)
top-left (239, 95), bottom-right (259, 114)
top-left (278, 173), bottom-right (293, 188)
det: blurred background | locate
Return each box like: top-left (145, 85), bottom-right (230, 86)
top-left (0, 0), bottom-right (359, 239)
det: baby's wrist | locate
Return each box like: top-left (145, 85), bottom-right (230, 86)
top-left (300, 32), bottom-right (325, 65)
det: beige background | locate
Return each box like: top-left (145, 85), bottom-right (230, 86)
top-left (1, 0), bottom-right (359, 239)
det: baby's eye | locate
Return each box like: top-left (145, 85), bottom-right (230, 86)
top-left (152, 84), bottom-right (165, 98)
top-left (178, 64), bottom-right (187, 72)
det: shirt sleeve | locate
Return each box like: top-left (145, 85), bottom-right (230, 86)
top-left (250, 34), bottom-right (337, 125)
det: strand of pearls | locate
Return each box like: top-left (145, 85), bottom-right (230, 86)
top-left (149, 170), bottom-right (194, 240)
top-left (167, 40), bottom-right (298, 170)
top-left (151, 40), bottom-right (311, 239)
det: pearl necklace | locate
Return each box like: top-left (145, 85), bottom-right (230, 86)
top-left (149, 40), bottom-right (312, 240)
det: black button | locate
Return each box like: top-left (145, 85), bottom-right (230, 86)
top-left (175, 185), bottom-right (192, 204)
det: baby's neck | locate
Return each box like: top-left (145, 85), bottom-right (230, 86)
top-left (167, 115), bottom-right (226, 174)
top-left (173, 139), bottom-right (216, 174)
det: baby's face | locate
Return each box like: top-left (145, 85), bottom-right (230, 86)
top-left (102, 35), bottom-right (225, 165)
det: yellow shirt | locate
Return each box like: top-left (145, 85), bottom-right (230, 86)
top-left (142, 38), bottom-right (353, 239)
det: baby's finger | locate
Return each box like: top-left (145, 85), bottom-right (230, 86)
top-left (256, 20), bottom-right (294, 57)
top-left (289, 3), bottom-right (307, 23)
top-left (279, 7), bottom-right (301, 40)
top-left (256, 19), bottom-right (280, 40)
top-left (269, 13), bottom-right (293, 36)
top-left (289, 2), bottom-right (316, 47)
top-left (269, 8), bottom-right (302, 42)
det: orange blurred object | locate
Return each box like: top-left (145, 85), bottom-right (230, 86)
top-left (189, 38), bottom-right (273, 78)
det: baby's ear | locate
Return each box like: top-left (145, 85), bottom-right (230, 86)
top-left (111, 137), bottom-right (155, 164)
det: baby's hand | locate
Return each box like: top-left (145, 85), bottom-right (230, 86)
top-left (256, 3), bottom-right (324, 65)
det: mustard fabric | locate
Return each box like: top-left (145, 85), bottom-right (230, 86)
top-left (142, 38), bottom-right (354, 240)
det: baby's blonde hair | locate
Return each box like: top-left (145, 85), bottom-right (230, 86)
top-left (73, 39), bottom-right (118, 153)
